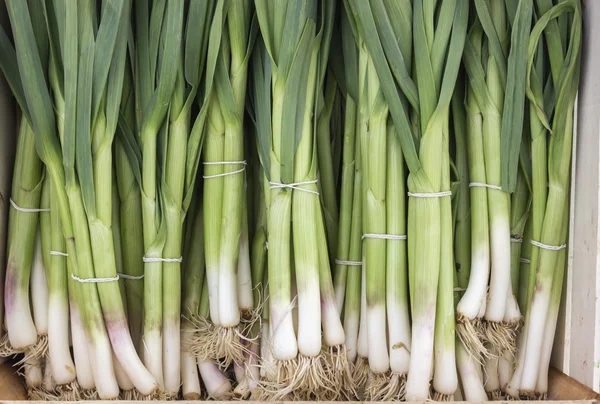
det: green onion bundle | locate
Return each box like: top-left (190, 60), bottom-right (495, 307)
top-left (0, 0), bottom-right (583, 401)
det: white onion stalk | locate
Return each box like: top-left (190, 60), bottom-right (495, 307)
top-left (30, 229), bottom-right (48, 346)
top-left (498, 349), bottom-right (513, 393)
top-left (24, 355), bottom-right (43, 389)
top-left (536, 222), bottom-right (568, 397)
top-left (68, 272), bottom-right (94, 391)
top-left (456, 339), bottom-right (487, 401)
top-left (386, 125), bottom-right (410, 379)
top-left (237, 196), bottom-right (254, 316)
top-left (433, 117), bottom-right (459, 399)
top-left (484, 350), bottom-right (501, 399)
top-left (343, 104), bottom-right (362, 365)
top-left (47, 193), bottom-right (75, 386)
top-left (198, 360), bottom-right (232, 399)
top-left (362, 55), bottom-right (390, 376)
top-left (456, 82), bottom-right (489, 358)
top-left (181, 351), bottom-right (201, 400)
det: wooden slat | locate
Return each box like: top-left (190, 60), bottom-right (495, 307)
top-left (0, 362), bottom-right (26, 400)
top-left (549, 368), bottom-right (600, 401)
top-left (0, 362), bottom-right (598, 402)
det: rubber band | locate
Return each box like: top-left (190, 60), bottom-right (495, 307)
top-left (530, 239), bottom-right (567, 251)
top-left (520, 258), bottom-right (531, 264)
top-left (142, 256), bottom-right (183, 263)
top-left (361, 233), bottom-right (407, 241)
top-left (71, 273), bottom-right (119, 283)
top-left (50, 251), bottom-right (68, 257)
top-left (118, 273), bottom-right (144, 280)
top-left (454, 287), bottom-right (467, 292)
top-left (334, 259), bottom-right (362, 266)
top-left (510, 237), bottom-right (523, 243)
top-left (269, 180), bottom-right (319, 195)
top-left (469, 182), bottom-right (502, 191)
top-left (202, 161), bottom-right (247, 179)
top-left (407, 191), bottom-right (452, 198)
top-left (265, 242), bottom-right (268, 249)
top-left (10, 198), bottom-right (50, 213)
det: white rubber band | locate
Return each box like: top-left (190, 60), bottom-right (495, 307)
top-left (265, 241), bottom-right (268, 249)
top-left (269, 180), bottom-right (319, 195)
top-left (202, 161), bottom-right (247, 179)
top-left (118, 273), bottom-right (144, 280)
top-left (510, 237), bottom-right (523, 243)
top-left (361, 233), bottom-right (407, 241)
top-left (454, 287), bottom-right (467, 292)
top-left (334, 259), bottom-right (362, 266)
top-left (520, 258), bottom-right (531, 264)
top-left (10, 198), bottom-right (50, 213)
top-left (71, 273), bottom-right (119, 283)
top-left (50, 251), bottom-right (68, 257)
top-left (469, 182), bottom-right (502, 191)
top-left (407, 191), bottom-right (452, 198)
top-left (530, 239), bottom-right (567, 251)
top-left (142, 256), bottom-right (183, 263)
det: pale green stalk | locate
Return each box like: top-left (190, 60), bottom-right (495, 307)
top-left (1, 1), bottom-right (120, 397)
top-left (519, 2), bottom-right (581, 393)
top-left (317, 76), bottom-right (340, 258)
top-left (518, 220), bottom-right (533, 310)
top-left (203, 95), bottom-right (225, 326)
top-left (136, 0), bottom-right (184, 387)
top-left (2, 118), bottom-right (43, 352)
top-left (47, 188), bottom-right (77, 386)
top-left (386, 123), bottom-right (410, 376)
top-left (216, 0), bottom-right (253, 330)
top-left (333, 96), bottom-right (357, 313)
top-left (115, 64), bottom-right (144, 351)
top-left (509, 169), bottom-right (530, 304)
top-left (343, 113), bottom-right (362, 363)
top-left (363, 55), bottom-right (389, 374)
top-left (452, 77), bottom-right (471, 291)
top-left (181, 192), bottom-right (204, 400)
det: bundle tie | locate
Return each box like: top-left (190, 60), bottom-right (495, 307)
top-left (530, 239), bottom-right (567, 251)
top-left (118, 273), bottom-right (144, 280)
top-left (50, 251), bottom-right (68, 257)
top-left (10, 198), bottom-right (50, 213)
top-left (469, 182), bottom-right (503, 191)
top-left (334, 259), bottom-right (362, 266)
top-left (71, 273), bottom-right (119, 283)
top-left (454, 287), bottom-right (467, 292)
top-left (202, 161), bottom-right (247, 179)
top-left (510, 237), bottom-right (523, 243)
top-left (362, 233), bottom-right (407, 241)
top-left (520, 258), bottom-right (531, 264)
top-left (269, 180), bottom-right (319, 195)
top-left (407, 191), bottom-right (452, 198)
top-left (142, 256), bottom-right (183, 263)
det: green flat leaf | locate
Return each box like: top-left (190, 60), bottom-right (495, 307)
top-left (474, 0), bottom-right (507, 85)
top-left (0, 27), bottom-right (30, 122)
top-left (500, 0), bottom-right (533, 191)
top-left (6, 0), bottom-right (61, 168)
top-left (279, 19), bottom-right (317, 183)
top-left (346, 0), bottom-right (421, 174)
top-left (91, 0), bottom-right (125, 126)
top-left (250, 39), bottom-right (272, 179)
top-left (370, 0), bottom-right (418, 110)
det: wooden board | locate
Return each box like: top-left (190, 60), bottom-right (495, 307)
top-left (0, 363), bottom-right (597, 402)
